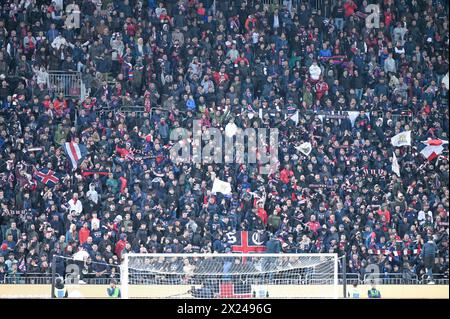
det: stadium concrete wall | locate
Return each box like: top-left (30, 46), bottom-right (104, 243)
top-left (0, 284), bottom-right (448, 299)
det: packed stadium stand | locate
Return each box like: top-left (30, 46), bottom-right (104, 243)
top-left (0, 0), bottom-right (448, 291)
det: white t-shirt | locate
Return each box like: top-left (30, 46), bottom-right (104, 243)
top-left (86, 189), bottom-right (99, 204)
top-left (418, 210), bottom-right (433, 225)
top-left (73, 249), bottom-right (90, 261)
top-left (68, 198), bottom-right (83, 215)
top-left (91, 217), bottom-right (100, 230)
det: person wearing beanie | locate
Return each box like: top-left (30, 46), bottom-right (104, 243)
top-left (54, 277), bottom-right (68, 298)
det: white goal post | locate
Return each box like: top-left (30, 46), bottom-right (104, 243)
top-left (120, 253), bottom-right (339, 299)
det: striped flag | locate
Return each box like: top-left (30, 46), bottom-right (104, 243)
top-left (34, 168), bottom-right (60, 187)
top-left (63, 142), bottom-right (88, 170)
top-left (420, 138), bottom-right (448, 161)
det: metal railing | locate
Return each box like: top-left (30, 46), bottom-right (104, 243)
top-left (2, 272), bottom-right (447, 285)
top-left (48, 70), bottom-right (85, 100)
top-left (66, 276), bottom-right (121, 285)
top-left (262, 0), bottom-right (284, 7)
top-left (3, 274), bottom-right (53, 284)
top-left (305, 273), bottom-right (361, 285)
top-left (74, 97), bottom-right (414, 127)
top-left (419, 274), bottom-right (449, 285)
top-left (2, 273), bottom-right (120, 285)
top-left (363, 273), bottom-right (420, 284)
top-left (119, 105), bottom-right (146, 114)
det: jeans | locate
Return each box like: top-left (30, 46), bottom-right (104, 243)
top-left (426, 267), bottom-right (434, 281)
top-left (207, 0), bottom-right (216, 16)
top-left (335, 18), bottom-right (344, 31)
top-left (355, 88), bottom-right (363, 101)
top-left (424, 256), bottom-right (434, 281)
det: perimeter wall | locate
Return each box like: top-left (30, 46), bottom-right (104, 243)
top-left (0, 284), bottom-right (448, 299)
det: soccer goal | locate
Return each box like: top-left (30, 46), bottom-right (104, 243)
top-left (120, 253), bottom-right (339, 299)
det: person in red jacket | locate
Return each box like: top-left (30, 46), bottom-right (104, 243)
top-left (234, 53), bottom-right (250, 66)
top-left (377, 205), bottom-right (391, 223)
top-left (244, 14), bottom-right (257, 31)
top-left (315, 77), bottom-right (329, 101)
top-left (78, 222), bottom-right (90, 245)
top-left (306, 215), bottom-right (321, 234)
top-left (257, 203), bottom-right (268, 226)
top-left (384, 7), bottom-right (394, 28)
top-left (115, 234), bottom-right (127, 260)
top-left (213, 65), bottom-right (229, 85)
top-left (280, 164), bottom-right (293, 184)
top-left (344, 0), bottom-right (357, 17)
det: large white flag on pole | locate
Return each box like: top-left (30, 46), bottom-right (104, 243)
top-left (211, 178), bottom-right (232, 195)
top-left (391, 131), bottom-right (411, 147)
top-left (392, 152), bottom-right (400, 177)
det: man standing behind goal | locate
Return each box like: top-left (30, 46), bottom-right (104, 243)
top-left (421, 239), bottom-right (437, 284)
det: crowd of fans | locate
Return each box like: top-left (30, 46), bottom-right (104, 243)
top-left (0, 0), bottom-right (449, 284)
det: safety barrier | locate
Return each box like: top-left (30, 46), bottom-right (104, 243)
top-left (3, 272), bottom-right (447, 285)
top-left (2, 273), bottom-right (120, 285)
top-left (120, 105), bottom-right (146, 114)
top-left (0, 283), bottom-right (448, 298)
top-left (48, 70), bottom-right (85, 100)
top-left (3, 274), bottom-right (53, 284)
top-left (305, 273), bottom-right (361, 285)
top-left (363, 273), bottom-right (425, 285)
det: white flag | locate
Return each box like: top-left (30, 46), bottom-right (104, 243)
top-left (391, 131), bottom-right (411, 147)
top-left (392, 152), bottom-right (400, 177)
top-left (211, 178), bottom-right (232, 195)
top-left (290, 111), bottom-right (299, 124)
top-left (442, 72), bottom-right (449, 90)
top-left (347, 111), bottom-right (360, 127)
top-left (295, 142), bottom-right (312, 156)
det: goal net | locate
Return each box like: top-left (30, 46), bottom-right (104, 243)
top-left (120, 253), bottom-right (339, 299)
